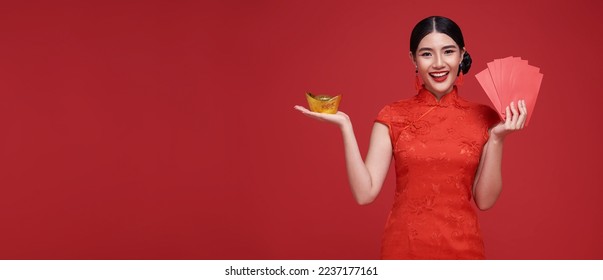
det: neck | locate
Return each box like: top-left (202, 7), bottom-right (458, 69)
top-left (424, 85), bottom-right (455, 101)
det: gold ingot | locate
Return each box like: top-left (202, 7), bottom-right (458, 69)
top-left (305, 92), bottom-right (342, 114)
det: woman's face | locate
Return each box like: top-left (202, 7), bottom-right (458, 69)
top-left (411, 32), bottom-right (465, 96)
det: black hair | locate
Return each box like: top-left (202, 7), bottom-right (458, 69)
top-left (409, 16), bottom-right (472, 75)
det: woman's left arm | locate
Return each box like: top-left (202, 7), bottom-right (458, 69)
top-left (473, 100), bottom-right (528, 210)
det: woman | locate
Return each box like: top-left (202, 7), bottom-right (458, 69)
top-left (294, 16), bottom-right (527, 259)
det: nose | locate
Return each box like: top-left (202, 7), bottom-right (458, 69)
top-left (433, 53), bottom-right (445, 69)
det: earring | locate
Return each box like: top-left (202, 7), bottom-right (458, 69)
top-left (415, 66), bottom-right (422, 90)
top-left (456, 72), bottom-right (464, 86)
top-left (456, 63), bottom-right (465, 86)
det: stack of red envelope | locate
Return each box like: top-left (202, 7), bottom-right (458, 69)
top-left (475, 56), bottom-right (543, 126)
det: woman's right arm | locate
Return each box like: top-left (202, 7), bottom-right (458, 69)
top-left (294, 106), bottom-right (393, 205)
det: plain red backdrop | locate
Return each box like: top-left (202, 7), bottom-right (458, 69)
top-left (0, 0), bottom-right (601, 259)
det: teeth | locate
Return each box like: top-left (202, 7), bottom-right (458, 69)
top-left (430, 72), bottom-right (448, 77)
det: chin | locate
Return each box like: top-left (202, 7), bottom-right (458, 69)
top-left (425, 80), bottom-right (455, 95)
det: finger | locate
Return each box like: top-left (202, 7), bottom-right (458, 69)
top-left (510, 101), bottom-right (519, 128)
top-left (294, 105), bottom-right (310, 113)
top-left (517, 103), bottom-right (527, 130)
top-left (519, 100), bottom-right (527, 113)
top-left (521, 100), bottom-right (528, 116)
top-left (517, 100), bottom-right (527, 128)
top-left (516, 100), bottom-right (525, 114)
top-left (517, 100), bottom-right (528, 129)
top-left (294, 106), bottom-right (324, 121)
top-left (504, 105), bottom-right (511, 126)
top-left (294, 105), bottom-right (319, 117)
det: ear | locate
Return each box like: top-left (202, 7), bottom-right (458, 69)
top-left (461, 47), bottom-right (466, 58)
top-left (408, 51), bottom-right (416, 68)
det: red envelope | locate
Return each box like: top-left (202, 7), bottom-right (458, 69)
top-left (475, 57), bottom-right (543, 126)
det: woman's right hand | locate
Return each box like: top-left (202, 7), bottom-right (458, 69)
top-left (294, 104), bottom-right (392, 205)
top-left (293, 105), bottom-right (351, 129)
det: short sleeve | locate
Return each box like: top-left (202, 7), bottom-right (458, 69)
top-left (375, 105), bottom-right (394, 143)
top-left (375, 105), bottom-right (392, 127)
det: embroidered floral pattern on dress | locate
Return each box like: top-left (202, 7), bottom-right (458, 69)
top-left (375, 86), bottom-right (501, 260)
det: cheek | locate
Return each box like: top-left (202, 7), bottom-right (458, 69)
top-left (416, 59), bottom-right (430, 73)
top-left (448, 55), bottom-right (462, 67)
top-left (416, 62), bottom-right (432, 81)
top-left (418, 67), bottom-right (431, 80)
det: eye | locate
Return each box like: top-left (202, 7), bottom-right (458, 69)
top-left (444, 49), bottom-right (456, 55)
top-left (420, 52), bottom-right (432, 57)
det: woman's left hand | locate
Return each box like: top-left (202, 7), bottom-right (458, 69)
top-left (490, 100), bottom-right (528, 142)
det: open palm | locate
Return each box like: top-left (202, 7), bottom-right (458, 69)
top-left (294, 105), bottom-right (350, 128)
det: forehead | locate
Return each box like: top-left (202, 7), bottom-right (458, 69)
top-left (418, 32), bottom-right (458, 49)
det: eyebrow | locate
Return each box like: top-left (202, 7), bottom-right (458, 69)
top-left (417, 45), bottom-right (459, 52)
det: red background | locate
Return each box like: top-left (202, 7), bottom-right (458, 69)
top-left (1, 0), bottom-right (602, 259)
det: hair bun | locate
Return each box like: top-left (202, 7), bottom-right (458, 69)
top-left (460, 52), bottom-right (472, 75)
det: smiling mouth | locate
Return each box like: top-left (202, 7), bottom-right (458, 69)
top-left (429, 71), bottom-right (449, 82)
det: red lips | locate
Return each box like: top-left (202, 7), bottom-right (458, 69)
top-left (429, 71), bottom-right (449, 82)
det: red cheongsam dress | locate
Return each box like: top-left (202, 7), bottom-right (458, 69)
top-left (375, 86), bottom-right (500, 259)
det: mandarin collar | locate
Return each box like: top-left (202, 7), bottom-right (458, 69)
top-left (416, 86), bottom-right (459, 107)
